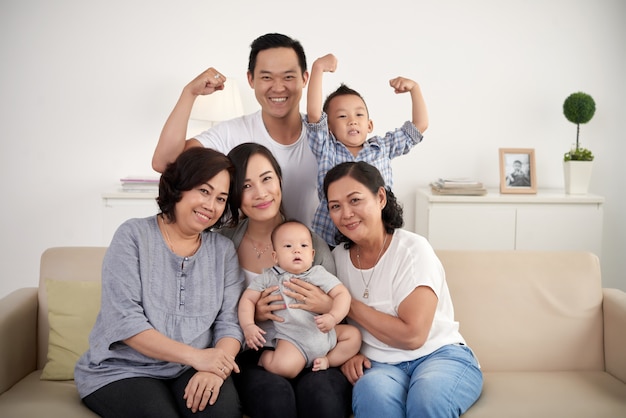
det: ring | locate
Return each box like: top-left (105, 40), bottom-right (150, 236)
top-left (214, 73), bottom-right (220, 79)
top-left (221, 367), bottom-right (226, 373)
top-left (303, 297), bottom-right (307, 304)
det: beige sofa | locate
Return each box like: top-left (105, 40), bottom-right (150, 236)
top-left (0, 247), bottom-right (625, 417)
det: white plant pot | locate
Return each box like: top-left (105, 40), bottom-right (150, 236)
top-left (563, 160), bottom-right (593, 194)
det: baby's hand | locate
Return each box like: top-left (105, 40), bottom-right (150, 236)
top-left (242, 324), bottom-right (266, 350)
top-left (389, 77), bottom-right (417, 94)
top-left (314, 313), bottom-right (336, 333)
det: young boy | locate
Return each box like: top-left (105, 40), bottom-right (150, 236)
top-left (306, 54), bottom-right (429, 245)
top-left (238, 221), bottom-right (360, 379)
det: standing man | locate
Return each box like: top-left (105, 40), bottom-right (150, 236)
top-left (152, 33), bottom-right (318, 227)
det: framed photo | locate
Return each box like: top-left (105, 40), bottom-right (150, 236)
top-left (499, 148), bottom-right (537, 194)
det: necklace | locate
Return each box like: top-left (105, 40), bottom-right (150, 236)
top-left (160, 215), bottom-right (201, 256)
top-left (355, 233), bottom-right (389, 299)
top-left (246, 233), bottom-right (271, 259)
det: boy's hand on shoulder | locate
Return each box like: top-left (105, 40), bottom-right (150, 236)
top-left (313, 54), bottom-right (338, 73)
top-left (389, 76), bottom-right (417, 94)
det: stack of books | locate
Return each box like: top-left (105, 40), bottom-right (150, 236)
top-left (430, 178), bottom-right (487, 196)
top-left (119, 176), bottom-right (159, 193)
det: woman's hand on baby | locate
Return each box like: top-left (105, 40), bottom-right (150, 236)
top-left (283, 277), bottom-right (333, 314)
top-left (254, 285), bottom-right (286, 323)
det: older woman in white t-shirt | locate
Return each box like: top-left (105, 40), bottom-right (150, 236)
top-left (323, 161), bottom-right (483, 418)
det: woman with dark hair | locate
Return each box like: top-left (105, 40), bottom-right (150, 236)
top-left (75, 147), bottom-right (244, 418)
top-left (324, 161), bottom-right (483, 418)
top-left (218, 142), bottom-right (352, 418)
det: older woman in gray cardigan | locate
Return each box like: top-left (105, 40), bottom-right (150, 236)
top-left (75, 148), bottom-right (244, 418)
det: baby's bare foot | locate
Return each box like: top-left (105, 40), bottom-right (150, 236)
top-left (312, 356), bottom-right (329, 371)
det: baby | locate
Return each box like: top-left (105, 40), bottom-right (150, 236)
top-left (238, 220), bottom-right (360, 378)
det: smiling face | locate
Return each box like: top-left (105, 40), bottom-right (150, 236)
top-left (326, 175), bottom-right (386, 245)
top-left (174, 169), bottom-right (231, 234)
top-left (325, 94), bottom-right (373, 153)
top-left (248, 47), bottom-right (308, 120)
top-left (240, 153), bottom-right (283, 222)
top-left (271, 222), bottom-right (315, 275)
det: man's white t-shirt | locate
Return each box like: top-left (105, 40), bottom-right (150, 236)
top-left (195, 111), bottom-right (318, 227)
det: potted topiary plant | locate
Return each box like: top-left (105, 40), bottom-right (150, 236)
top-left (562, 91), bottom-right (596, 194)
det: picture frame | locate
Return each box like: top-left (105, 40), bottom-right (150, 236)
top-left (499, 148), bottom-right (537, 194)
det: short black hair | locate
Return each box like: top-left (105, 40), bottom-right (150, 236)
top-left (322, 83), bottom-right (368, 115)
top-left (323, 161), bottom-right (403, 247)
top-left (270, 220), bottom-right (312, 247)
top-left (157, 147), bottom-right (234, 229)
top-left (248, 33), bottom-right (307, 77)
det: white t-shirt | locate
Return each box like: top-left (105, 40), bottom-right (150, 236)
top-left (333, 229), bottom-right (465, 363)
top-left (195, 111), bottom-right (318, 227)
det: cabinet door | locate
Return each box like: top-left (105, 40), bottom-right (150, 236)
top-left (516, 204), bottom-right (603, 255)
top-left (427, 205), bottom-right (517, 250)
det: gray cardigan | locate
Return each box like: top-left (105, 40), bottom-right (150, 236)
top-left (75, 216), bottom-right (244, 398)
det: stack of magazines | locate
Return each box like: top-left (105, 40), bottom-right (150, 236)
top-left (430, 178), bottom-right (487, 196)
top-left (119, 176), bottom-right (159, 193)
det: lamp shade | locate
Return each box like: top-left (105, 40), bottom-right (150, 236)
top-left (189, 80), bottom-right (244, 124)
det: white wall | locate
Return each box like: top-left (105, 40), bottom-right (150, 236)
top-left (1, 0), bottom-right (624, 298)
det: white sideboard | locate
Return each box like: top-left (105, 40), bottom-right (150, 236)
top-left (102, 191), bottom-right (159, 245)
top-left (415, 188), bottom-right (604, 256)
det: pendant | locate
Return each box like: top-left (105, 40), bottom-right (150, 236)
top-left (363, 288), bottom-right (369, 299)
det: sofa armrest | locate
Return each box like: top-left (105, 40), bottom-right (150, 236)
top-left (603, 287), bottom-right (626, 383)
top-left (0, 288), bottom-right (38, 394)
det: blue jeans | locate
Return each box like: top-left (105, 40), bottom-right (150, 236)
top-left (352, 344), bottom-right (482, 418)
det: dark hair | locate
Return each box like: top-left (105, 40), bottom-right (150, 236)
top-left (157, 147), bottom-right (234, 229)
top-left (323, 161), bottom-right (403, 248)
top-left (248, 33), bottom-right (307, 77)
top-left (270, 220), bottom-right (312, 247)
top-left (226, 142), bottom-right (285, 227)
top-left (322, 83), bottom-right (369, 115)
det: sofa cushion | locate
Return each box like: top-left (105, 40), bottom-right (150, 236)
top-left (0, 371), bottom-right (98, 417)
top-left (37, 247), bottom-right (107, 369)
top-left (40, 279), bottom-right (101, 380)
top-left (463, 371), bottom-right (626, 418)
top-left (438, 250), bottom-right (604, 372)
